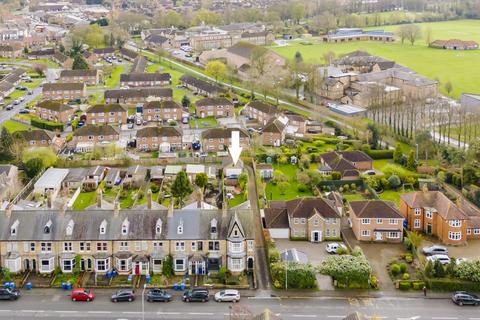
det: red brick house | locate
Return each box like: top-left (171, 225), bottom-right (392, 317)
top-left (86, 104), bottom-right (127, 125)
top-left (143, 100), bottom-right (182, 122)
top-left (202, 127), bottom-right (249, 152)
top-left (243, 101), bottom-right (279, 126)
top-left (195, 97), bottom-right (234, 118)
top-left (35, 100), bottom-right (75, 123)
top-left (136, 126), bottom-right (182, 152)
top-left (42, 83), bottom-right (87, 100)
top-left (261, 117), bottom-right (286, 146)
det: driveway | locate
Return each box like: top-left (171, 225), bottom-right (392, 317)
top-left (422, 238), bottom-right (480, 260)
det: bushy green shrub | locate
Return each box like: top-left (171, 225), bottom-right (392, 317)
top-left (271, 262), bottom-right (317, 289)
top-left (399, 281), bottom-right (411, 290)
top-left (366, 149), bottom-right (394, 159)
top-left (399, 263), bottom-right (407, 273)
top-left (405, 254), bottom-right (413, 263)
top-left (391, 264), bottom-right (401, 276)
top-left (31, 118), bottom-right (64, 131)
top-left (402, 273), bottom-right (410, 280)
top-left (426, 278), bottom-right (480, 292)
top-left (412, 281), bottom-right (426, 290)
top-left (454, 259), bottom-right (480, 282)
top-left (297, 185), bottom-right (308, 192)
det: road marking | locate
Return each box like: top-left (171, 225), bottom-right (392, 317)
top-left (87, 311), bottom-right (112, 314)
top-left (362, 298), bottom-right (373, 306)
top-left (54, 310), bottom-right (78, 313)
top-left (348, 298), bottom-right (360, 307)
top-left (432, 318), bottom-right (458, 320)
top-left (158, 312), bottom-right (181, 315)
top-left (327, 317), bottom-right (345, 319)
top-left (188, 312), bottom-right (215, 315)
top-left (20, 310), bottom-right (42, 313)
top-left (122, 311), bottom-right (142, 314)
top-left (292, 315), bottom-right (317, 318)
top-left (0, 310), bottom-right (11, 312)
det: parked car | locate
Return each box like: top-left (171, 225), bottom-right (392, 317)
top-left (146, 289), bottom-right (172, 302)
top-left (5, 105), bottom-right (13, 111)
top-left (214, 290), bottom-right (240, 302)
top-left (0, 287), bottom-right (20, 300)
top-left (182, 288), bottom-right (209, 302)
top-left (18, 109), bottom-right (29, 114)
top-left (111, 289), bottom-right (135, 302)
top-left (452, 291), bottom-right (480, 306)
top-left (326, 242), bottom-right (347, 254)
top-left (127, 123), bottom-right (134, 129)
top-left (426, 254), bottom-right (451, 265)
top-left (422, 245), bottom-right (448, 256)
top-left (71, 288), bottom-right (95, 302)
top-left (12, 100), bottom-right (20, 105)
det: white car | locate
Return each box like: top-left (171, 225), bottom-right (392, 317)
top-left (214, 290), bottom-right (240, 302)
top-left (427, 254), bottom-right (451, 265)
top-left (456, 258), bottom-right (468, 265)
top-left (326, 242), bottom-right (347, 254)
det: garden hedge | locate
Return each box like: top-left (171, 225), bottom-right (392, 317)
top-left (366, 149), bottom-right (394, 159)
top-left (426, 278), bottom-right (480, 292)
top-left (31, 118), bottom-right (64, 132)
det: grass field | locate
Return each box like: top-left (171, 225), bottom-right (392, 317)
top-left (2, 120), bottom-right (30, 133)
top-left (265, 164), bottom-right (313, 200)
top-left (271, 20), bottom-right (480, 98)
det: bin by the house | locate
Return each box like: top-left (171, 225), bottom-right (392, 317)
top-left (111, 270), bottom-right (117, 278)
top-left (9, 282), bottom-right (14, 289)
top-left (4, 282), bottom-right (9, 289)
top-left (145, 275), bottom-right (150, 284)
top-left (61, 282), bottom-right (66, 290)
top-left (180, 282), bottom-right (185, 290)
top-left (25, 282), bottom-right (32, 290)
top-left (66, 282), bottom-right (72, 290)
top-left (106, 271), bottom-right (112, 279)
top-left (173, 283), bottom-right (178, 290)
top-left (127, 275), bottom-right (132, 283)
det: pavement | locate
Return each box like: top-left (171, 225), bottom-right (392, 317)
top-left (0, 287), bottom-right (473, 320)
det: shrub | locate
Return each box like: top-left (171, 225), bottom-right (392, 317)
top-left (399, 281), bottom-right (411, 290)
top-left (405, 254), bottom-right (413, 264)
top-left (336, 246), bottom-right (349, 255)
top-left (391, 264), bottom-right (401, 276)
top-left (370, 275), bottom-right (378, 289)
top-left (150, 184), bottom-right (160, 193)
top-left (318, 253), bottom-right (372, 289)
top-left (426, 278), bottom-right (480, 292)
top-left (366, 149), bottom-right (394, 159)
top-left (402, 273), bottom-right (410, 280)
top-left (388, 174), bottom-right (402, 189)
top-left (454, 259), bottom-right (480, 282)
top-left (412, 281), bottom-right (426, 290)
top-left (297, 184), bottom-right (308, 192)
top-left (31, 118), bottom-right (64, 131)
top-left (271, 262), bottom-right (317, 289)
top-left (399, 263), bottom-right (407, 273)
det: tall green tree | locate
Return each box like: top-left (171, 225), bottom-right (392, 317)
top-left (171, 171), bottom-right (193, 205)
top-left (72, 54), bottom-right (89, 70)
top-left (367, 123), bottom-right (380, 149)
top-left (194, 172), bottom-right (208, 189)
top-left (407, 150), bottom-right (416, 171)
top-left (0, 128), bottom-right (14, 161)
top-left (24, 158), bottom-right (44, 179)
top-left (393, 143), bottom-right (403, 163)
top-left (205, 60), bottom-right (227, 83)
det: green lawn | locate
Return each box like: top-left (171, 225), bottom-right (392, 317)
top-left (228, 192), bottom-right (246, 208)
top-left (72, 191), bottom-right (96, 210)
top-left (104, 65), bottom-right (126, 89)
top-left (373, 159), bottom-right (417, 176)
top-left (120, 190), bottom-right (135, 209)
top-left (1, 120), bottom-right (30, 133)
top-left (265, 164), bottom-right (313, 200)
top-left (271, 20), bottom-right (480, 98)
top-left (189, 116), bottom-right (218, 128)
top-left (343, 193), bottom-right (367, 202)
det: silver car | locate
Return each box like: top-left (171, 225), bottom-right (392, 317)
top-left (214, 290), bottom-right (240, 302)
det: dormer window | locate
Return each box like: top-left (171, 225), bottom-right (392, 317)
top-left (66, 219), bottom-right (74, 236)
top-left (10, 220), bottom-right (19, 236)
top-left (100, 219), bottom-right (107, 235)
top-left (155, 218), bottom-right (162, 235)
top-left (210, 218), bottom-right (217, 234)
top-left (44, 220), bottom-right (52, 234)
top-left (121, 218), bottom-right (129, 235)
top-left (177, 219), bottom-right (183, 235)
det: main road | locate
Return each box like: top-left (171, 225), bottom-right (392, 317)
top-left (0, 289), bottom-right (474, 320)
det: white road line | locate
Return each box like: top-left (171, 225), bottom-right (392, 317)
top-left (469, 318), bottom-right (480, 320)
top-left (158, 312), bottom-right (181, 315)
top-left (20, 310), bottom-right (42, 313)
top-left (292, 315), bottom-right (317, 318)
top-left (122, 311), bottom-right (142, 314)
top-left (0, 310), bottom-right (11, 312)
top-left (327, 317), bottom-right (346, 319)
top-left (54, 310), bottom-right (78, 313)
top-left (87, 311), bottom-right (112, 314)
top-left (188, 312), bottom-right (215, 315)
top-left (432, 318), bottom-right (458, 320)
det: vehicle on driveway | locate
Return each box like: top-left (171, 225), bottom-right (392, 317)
top-left (422, 245), bottom-right (448, 256)
top-left (426, 254), bottom-right (451, 265)
top-left (214, 290), bottom-right (240, 302)
top-left (5, 105), bottom-right (13, 111)
top-left (0, 287), bottom-right (20, 300)
top-left (111, 289), bottom-right (135, 302)
top-left (146, 288), bottom-right (172, 302)
top-left (452, 291), bottom-right (480, 306)
top-left (182, 288), bottom-right (209, 302)
top-left (71, 288), bottom-right (95, 302)
top-left (326, 242), bottom-right (347, 254)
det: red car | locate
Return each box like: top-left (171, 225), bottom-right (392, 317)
top-left (71, 288), bottom-right (95, 302)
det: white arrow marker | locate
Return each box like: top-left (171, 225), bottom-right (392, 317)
top-left (228, 130), bottom-right (242, 166)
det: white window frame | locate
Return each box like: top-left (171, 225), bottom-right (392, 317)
top-left (414, 208), bottom-right (421, 215)
top-left (414, 219), bottom-right (421, 228)
top-left (449, 220), bottom-right (462, 227)
top-left (361, 218), bottom-right (371, 225)
top-left (175, 241), bottom-right (185, 252)
top-left (361, 230), bottom-right (370, 237)
top-left (448, 231), bottom-right (462, 241)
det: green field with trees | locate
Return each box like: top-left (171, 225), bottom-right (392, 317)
top-left (271, 20), bottom-right (480, 98)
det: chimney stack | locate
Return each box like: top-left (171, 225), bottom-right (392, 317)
top-left (168, 198), bottom-right (174, 217)
top-left (114, 200), bottom-right (120, 215)
top-left (97, 188), bottom-right (103, 208)
top-left (196, 189), bottom-right (203, 209)
top-left (222, 201), bottom-right (227, 217)
top-left (5, 202), bottom-right (13, 218)
top-left (147, 189), bottom-right (152, 210)
top-left (46, 190), bottom-right (53, 209)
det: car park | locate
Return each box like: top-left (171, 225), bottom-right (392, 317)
top-left (452, 291), bottom-right (480, 306)
top-left (111, 289), bottom-right (135, 302)
top-left (0, 287), bottom-right (20, 300)
top-left (146, 289), bottom-right (172, 302)
top-left (71, 288), bottom-right (95, 302)
top-left (426, 254), bottom-right (451, 265)
top-left (214, 290), bottom-right (240, 302)
top-left (326, 242), bottom-right (347, 254)
top-left (422, 245), bottom-right (448, 256)
top-left (182, 288), bottom-right (209, 302)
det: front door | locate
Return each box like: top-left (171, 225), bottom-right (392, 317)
top-left (87, 259), bottom-right (92, 271)
top-left (135, 263), bottom-right (140, 275)
top-left (375, 232), bottom-right (383, 241)
top-left (313, 231), bottom-right (319, 242)
top-left (32, 259), bottom-right (36, 272)
top-left (427, 224), bottom-right (432, 235)
top-left (80, 259), bottom-right (85, 272)
top-left (25, 259), bottom-right (30, 271)
top-left (247, 257), bottom-right (254, 270)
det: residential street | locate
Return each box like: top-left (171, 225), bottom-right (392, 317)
top-left (0, 288), bottom-right (475, 319)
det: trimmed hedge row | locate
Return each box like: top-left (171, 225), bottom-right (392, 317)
top-left (397, 280), bottom-right (426, 290)
top-left (366, 149), bottom-right (394, 159)
top-left (31, 118), bottom-right (64, 132)
top-left (426, 278), bottom-right (480, 292)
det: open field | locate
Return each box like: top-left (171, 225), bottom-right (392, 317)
top-left (1, 119), bottom-right (30, 132)
top-left (271, 20), bottom-right (480, 98)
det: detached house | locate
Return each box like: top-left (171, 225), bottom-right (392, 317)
top-left (349, 200), bottom-right (404, 243)
top-left (42, 83), bottom-right (87, 101)
top-left (143, 100), bottom-right (182, 122)
top-left (86, 104), bottom-right (127, 125)
top-left (35, 100), bottom-right (75, 123)
top-left (195, 97), bottom-right (234, 118)
top-left (261, 117), bottom-right (287, 146)
top-left (59, 69), bottom-right (102, 86)
top-left (136, 126), bottom-right (182, 152)
top-left (400, 189), bottom-right (470, 245)
top-left (243, 101), bottom-right (279, 126)
top-left (264, 197), bottom-right (341, 242)
top-left (319, 151), bottom-right (373, 180)
top-left (202, 127), bottom-right (249, 152)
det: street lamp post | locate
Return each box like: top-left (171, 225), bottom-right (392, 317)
top-left (284, 249), bottom-right (288, 291)
top-left (142, 283), bottom-right (147, 320)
